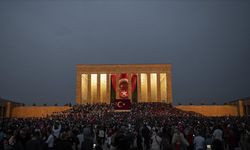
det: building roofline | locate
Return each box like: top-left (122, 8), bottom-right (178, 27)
top-left (76, 63), bottom-right (172, 66)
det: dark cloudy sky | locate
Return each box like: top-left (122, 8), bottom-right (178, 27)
top-left (0, 0), bottom-right (249, 105)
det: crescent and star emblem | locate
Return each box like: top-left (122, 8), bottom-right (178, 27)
top-left (121, 91), bottom-right (128, 97)
top-left (117, 101), bottom-right (125, 108)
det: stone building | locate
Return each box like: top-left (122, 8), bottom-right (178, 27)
top-left (76, 64), bottom-right (173, 104)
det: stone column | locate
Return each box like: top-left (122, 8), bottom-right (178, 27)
top-left (147, 73), bottom-right (151, 102)
top-left (116, 74), bottom-right (119, 99)
top-left (137, 73), bottom-right (141, 102)
top-left (128, 73), bottom-right (132, 100)
top-left (5, 102), bottom-right (12, 118)
top-left (157, 73), bottom-right (161, 102)
top-left (167, 66), bottom-right (173, 104)
top-left (106, 74), bottom-right (110, 104)
top-left (246, 105), bottom-right (249, 116)
top-left (97, 74), bottom-right (100, 103)
top-left (87, 74), bottom-right (91, 104)
top-left (238, 100), bottom-right (245, 117)
top-left (76, 72), bottom-right (81, 104)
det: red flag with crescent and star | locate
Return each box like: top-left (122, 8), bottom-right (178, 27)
top-left (114, 99), bottom-right (131, 111)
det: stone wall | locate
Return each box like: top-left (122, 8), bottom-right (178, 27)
top-left (10, 105), bottom-right (239, 118)
top-left (11, 106), bottom-right (71, 118)
top-left (176, 105), bottom-right (238, 116)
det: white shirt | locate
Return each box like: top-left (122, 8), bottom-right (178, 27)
top-left (53, 124), bottom-right (61, 138)
top-left (98, 130), bottom-right (105, 138)
top-left (213, 129), bottom-right (223, 141)
top-left (45, 134), bottom-right (54, 148)
top-left (77, 134), bottom-right (84, 149)
top-left (151, 134), bottom-right (162, 150)
top-left (172, 132), bottom-right (189, 146)
top-left (194, 135), bottom-right (205, 150)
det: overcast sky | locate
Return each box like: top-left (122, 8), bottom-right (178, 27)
top-left (0, 0), bottom-right (249, 105)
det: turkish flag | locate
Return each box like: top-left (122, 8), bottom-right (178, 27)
top-left (114, 99), bottom-right (131, 111)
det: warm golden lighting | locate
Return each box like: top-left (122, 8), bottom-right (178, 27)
top-left (140, 73), bottom-right (148, 101)
top-left (76, 64), bottom-right (173, 105)
top-left (81, 74), bottom-right (88, 104)
top-left (160, 73), bottom-right (167, 102)
top-left (100, 74), bottom-right (107, 103)
top-left (91, 74), bottom-right (97, 103)
top-left (150, 73), bottom-right (157, 101)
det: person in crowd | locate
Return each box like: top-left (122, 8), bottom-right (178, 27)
top-left (54, 132), bottom-right (73, 150)
top-left (151, 129), bottom-right (162, 150)
top-left (81, 125), bottom-right (94, 150)
top-left (97, 126), bottom-right (105, 146)
top-left (77, 128), bottom-right (84, 150)
top-left (142, 124), bottom-right (151, 150)
top-left (160, 126), bottom-right (171, 150)
top-left (52, 122), bottom-right (61, 138)
top-left (240, 128), bottom-right (250, 150)
top-left (106, 128), bottom-right (113, 149)
top-left (0, 127), bottom-right (4, 150)
top-left (212, 125), bottom-right (223, 150)
top-left (172, 127), bottom-right (189, 150)
top-left (193, 131), bottom-right (205, 150)
top-left (26, 131), bottom-right (43, 150)
top-left (136, 129), bottom-right (143, 150)
top-left (113, 127), bottom-right (130, 150)
top-left (45, 129), bottom-right (55, 150)
top-left (212, 126), bottom-right (223, 142)
top-left (184, 126), bottom-right (194, 150)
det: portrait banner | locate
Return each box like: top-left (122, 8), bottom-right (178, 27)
top-left (119, 73), bottom-right (128, 99)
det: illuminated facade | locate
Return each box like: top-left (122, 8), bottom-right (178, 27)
top-left (76, 64), bottom-right (173, 104)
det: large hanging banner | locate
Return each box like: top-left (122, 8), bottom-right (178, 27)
top-left (111, 73), bottom-right (137, 107)
top-left (114, 99), bottom-right (132, 111)
top-left (119, 73), bottom-right (128, 99)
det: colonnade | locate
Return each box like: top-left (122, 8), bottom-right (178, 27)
top-left (80, 73), bottom-right (172, 104)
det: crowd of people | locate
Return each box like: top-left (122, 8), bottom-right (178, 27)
top-left (0, 102), bottom-right (250, 150)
